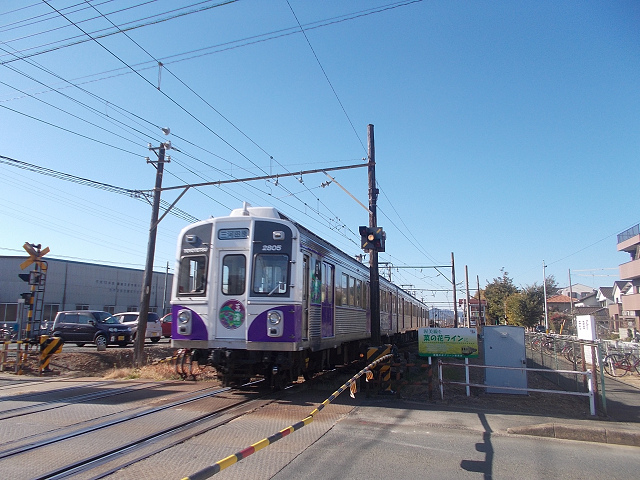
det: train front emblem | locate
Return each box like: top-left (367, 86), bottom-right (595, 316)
top-left (219, 299), bottom-right (245, 329)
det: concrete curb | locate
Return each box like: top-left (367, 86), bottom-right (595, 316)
top-left (507, 423), bottom-right (640, 447)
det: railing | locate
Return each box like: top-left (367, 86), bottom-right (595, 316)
top-left (525, 333), bottom-right (607, 414)
top-left (617, 224), bottom-right (639, 243)
top-left (438, 360), bottom-right (596, 416)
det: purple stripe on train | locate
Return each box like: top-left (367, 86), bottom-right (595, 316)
top-left (171, 305), bottom-right (208, 340)
top-left (248, 305), bottom-right (302, 343)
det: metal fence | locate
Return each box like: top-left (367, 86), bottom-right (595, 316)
top-left (437, 360), bottom-right (596, 415)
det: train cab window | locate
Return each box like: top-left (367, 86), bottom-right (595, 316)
top-left (222, 255), bottom-right (246, 295)
top-left (253, 254), bottom-right (289, 296)
top-left (178, 256), bottom-right (207, 296)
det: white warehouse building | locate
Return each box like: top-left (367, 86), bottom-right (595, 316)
top-left (0, 256), bottom-right (172, 324)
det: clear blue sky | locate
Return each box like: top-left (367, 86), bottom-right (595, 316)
top-left (0, 0), bottom-right (638, 309)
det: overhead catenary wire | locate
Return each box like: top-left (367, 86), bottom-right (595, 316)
top-left (78, 0), bottom-right (355, 244)
top-left (0, 0), bottom-right (239, 64)
top-left (2, 0), bottom-right (419, 253)
top-left (1, 1), bottom-right (448, 302)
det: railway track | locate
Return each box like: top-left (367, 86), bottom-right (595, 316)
top-left (0, 377), bottom-right (284, 479)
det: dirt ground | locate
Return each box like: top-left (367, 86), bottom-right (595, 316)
top-left (16, 346), bottom-right (198, 381)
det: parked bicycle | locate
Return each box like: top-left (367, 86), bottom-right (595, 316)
top-left (0, 323), bottom-right (18, 341)
top-left (603, 352), bottom-right (640, 377)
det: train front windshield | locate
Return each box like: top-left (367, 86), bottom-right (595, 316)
top-left (178, 256), bottom-right (207, 295)
top-left (252, 254), bottom-right (288, 295)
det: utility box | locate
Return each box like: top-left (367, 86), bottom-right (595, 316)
top-left (483, 325), bottom-right (527, 394)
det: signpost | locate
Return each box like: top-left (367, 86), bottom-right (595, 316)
top-left (418, 327), bottom-right (479, 358)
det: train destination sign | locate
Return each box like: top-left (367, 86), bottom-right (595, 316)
top-left (218, 228), bottom-right (249, 240)
top-left (418, 327), bottom-right (479, 358)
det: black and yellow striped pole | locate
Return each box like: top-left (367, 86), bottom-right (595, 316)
top-left (39, 335), bottom-right (63, 374)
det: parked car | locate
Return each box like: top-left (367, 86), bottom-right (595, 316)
top-left (160, 313), bottom-right (172, 338)
top-left (112, 312), bottom-right (162, 343)
top-left (51, 310), bottom-right (132, 348)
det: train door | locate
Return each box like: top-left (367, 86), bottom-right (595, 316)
top-left (321, 261), bottom-right (334, 338)
top-left (215, 251), bottom-right (247, 340)
top-left (302, 255), bottom-right (310, 340)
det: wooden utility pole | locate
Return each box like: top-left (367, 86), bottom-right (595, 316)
top-left (135, 141), bottom-right (168, 367)
top-left (368, 124), bottom-right (381, 345)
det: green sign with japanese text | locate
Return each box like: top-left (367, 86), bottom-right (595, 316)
top-left (418, 327), bottom-right (479, 358)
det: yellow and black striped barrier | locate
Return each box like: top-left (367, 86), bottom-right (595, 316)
top-left (366, 345), bottom-right (393, 392)
top-left (181, 353), bottom-right (393, 480)
top-left (39, 335), bottom-right (63, 374)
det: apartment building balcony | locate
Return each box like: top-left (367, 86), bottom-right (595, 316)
top-left (621, 293), bottom-right (640, 313)
top-left (617, 224), bottom-right (640, 252)
top-left (619, 259), bottom-right (640, 281)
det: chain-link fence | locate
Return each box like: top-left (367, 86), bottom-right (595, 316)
top-left (525, 333), bottom-right (602, 395)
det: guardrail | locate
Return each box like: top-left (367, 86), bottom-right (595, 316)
top-left (438, 360), bottom-right (596, 416)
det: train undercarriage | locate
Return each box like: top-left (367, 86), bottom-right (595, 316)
top-left (174, 330), bottom-right (417, 388)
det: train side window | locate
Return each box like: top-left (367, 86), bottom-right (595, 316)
top-left (349, 276), bottom-right (356, 307)
top-left (222, 254), bottom-right (246, 295)
top-left (310, 258), bottom-right (321, 304)
top-left (341, 273), bottom-right (349, 306)
top-left (356, 279), bottom-right (362, 308)
top-left (178, 256), bottom-right (207, 295)
top-left (253, 254), bottom-right (289, 295)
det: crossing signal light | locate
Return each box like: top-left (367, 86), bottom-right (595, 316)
top-left (359, 226), bottom-right (386, 252)
top-left (20, 292), bottom-right (33, 302)
top-left (18, 272), bottom-right (42, 285)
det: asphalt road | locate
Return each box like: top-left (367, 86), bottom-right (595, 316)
top-left (270, 406), bottom-right (639, 480)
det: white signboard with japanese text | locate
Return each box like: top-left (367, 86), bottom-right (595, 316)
top-left (576, 315), bottom-right (596, 341)
top-left (418, 327), bottom-right (479, 358)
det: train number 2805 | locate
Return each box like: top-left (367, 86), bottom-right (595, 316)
top-left (262, 244), bottom-right (282, 251)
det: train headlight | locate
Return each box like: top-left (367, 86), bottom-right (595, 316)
top-left (177, 309), bottom-right (192, 335)
top-left (267, 311), bottom-right (282, 325)
top-left (178, 310), bottom-right (191, 324)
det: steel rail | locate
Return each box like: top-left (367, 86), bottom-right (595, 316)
top-left (0, 383), bottom-right (235, 459)
top-left (0, 381), bottom-right (166, 421)
top-left (39, 383), bottom-right (274, 480)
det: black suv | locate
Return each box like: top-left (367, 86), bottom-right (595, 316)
top-left (51, 310), bottom-right (132, 348)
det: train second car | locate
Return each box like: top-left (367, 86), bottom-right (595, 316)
top-left (170, 204), bottom-right (427, 387)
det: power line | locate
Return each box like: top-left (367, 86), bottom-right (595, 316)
top-left (0, 102), bottom-right (143, 156)
top-left (80, 0), bottom-right (356, 244)
top-left (0, 0), bottom-right (238, 64)
top-left (287, 0), bottom-right (366, 154)
top-left (0, 154), bottom-right (199, 223)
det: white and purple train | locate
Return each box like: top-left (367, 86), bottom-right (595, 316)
top-left (170, 204), bottom-right (428, 386)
